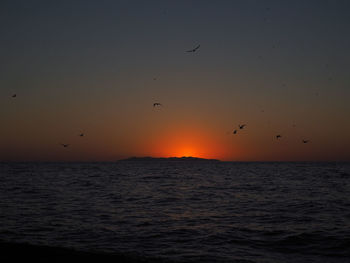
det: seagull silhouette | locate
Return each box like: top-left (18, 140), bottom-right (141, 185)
top-left (186, 44), bottom-right (200, 53)
top-left (233, 130), bottom-right (237, 134)
top-left (79, 133), bottom-right (84, 137)
top-left (60, 144), bottom-right (70, 148)
top-left (302, 140), bottom-right (309, 144)
top-left (12, 94), bottom-right (16, 98)
top-left (276, 135), bottom-right (282, 139)
top-left (239, 124), bottom-right (246, 129)
top-left (153, 103), bottom-right (162, 107)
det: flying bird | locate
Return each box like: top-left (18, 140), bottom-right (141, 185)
top-left (276, 135), bottom-right (282, 139)
top-left (233, 130), bottom-right (237, 134)
top-left (12, 94), bottom-right (16, 98)
top-left (302, 140), bottom-right (309, 144)
top-left (79, 133), bottom-right (84, 137)
top-left (153, 103), bottom-right (162, 107)
top-left (186, 44), bottom-right (200, 53)
top-left (239, 124), bottom-right (246, 129)
top-left (60, 144), bottom-right (70, 148)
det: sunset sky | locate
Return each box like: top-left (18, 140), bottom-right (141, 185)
top-left (1, 0), bottom-right (349, 161)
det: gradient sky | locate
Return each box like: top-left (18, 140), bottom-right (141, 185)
top-left (1, 0), bottom-right (350, 161)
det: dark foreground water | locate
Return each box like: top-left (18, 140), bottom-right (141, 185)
top-left (0, 161), bottom-right (349, 263)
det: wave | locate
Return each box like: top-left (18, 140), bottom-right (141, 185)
top-left (0, 240), bottom-right (174, 263)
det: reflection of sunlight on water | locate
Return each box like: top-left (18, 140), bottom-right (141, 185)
top-left (166, 209), bottom-right (219, 223)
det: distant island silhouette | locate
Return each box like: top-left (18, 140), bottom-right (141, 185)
top-left (119, 156), bottom-right (221, 162)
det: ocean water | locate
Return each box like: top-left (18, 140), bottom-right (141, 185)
top-left (0, 161), bottom-right (349, 263)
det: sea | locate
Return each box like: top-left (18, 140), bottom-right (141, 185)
top-left (0, 161), bottom-right (349, 263)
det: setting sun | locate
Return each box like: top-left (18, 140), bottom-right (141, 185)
top-left (142, 126), bottom-right (233, 160)
top-left (174, 147), bottom-right (198, 158)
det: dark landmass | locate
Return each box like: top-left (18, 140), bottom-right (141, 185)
top-left (119, 156), bottom-right (221, 162)
top-left (0, 241), bottom-right (172, 263)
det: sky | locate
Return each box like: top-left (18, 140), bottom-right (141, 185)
top-left (0, 0), bottom-right (349, 161)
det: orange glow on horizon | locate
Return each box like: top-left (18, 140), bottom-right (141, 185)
top-left (141, 126), bottom-right (236, 161)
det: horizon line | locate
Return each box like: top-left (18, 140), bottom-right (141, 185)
top-left (1, 159), bottom-right (349, 163)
